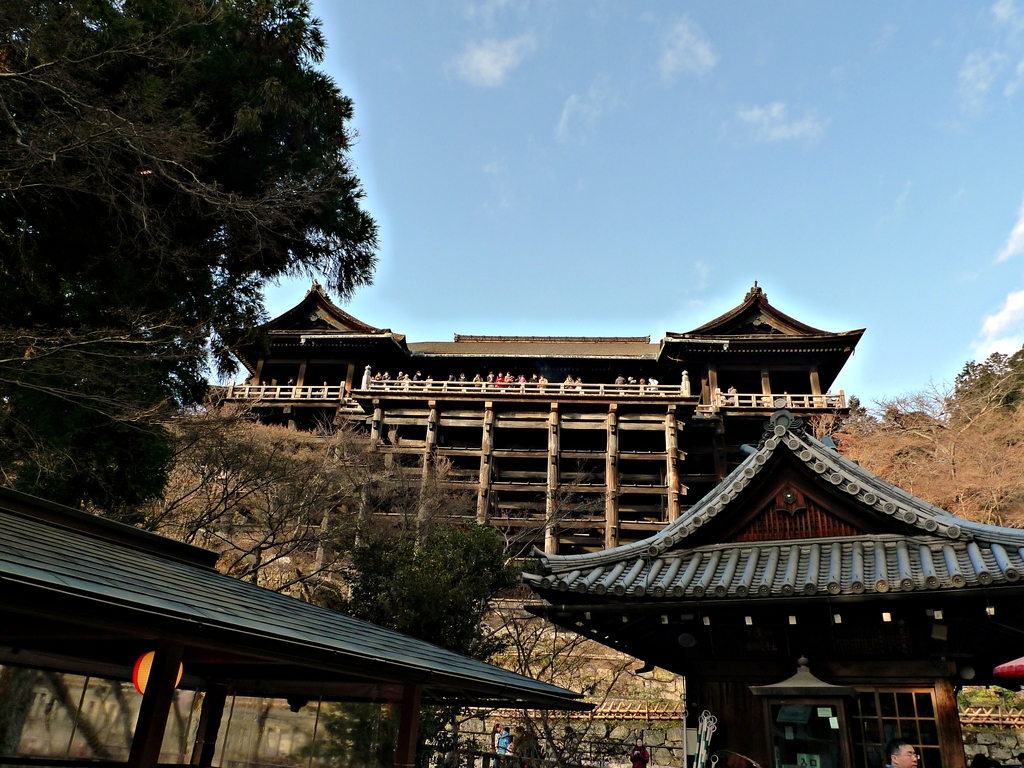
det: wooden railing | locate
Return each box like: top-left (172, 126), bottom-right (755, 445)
top-left (224, 384), bottom-right (346, 401)
top-left (959, 706), bottom-right (1024, 727)
top-left (713, 390), bottom-right (846, 410)
top-left (358, 380), bottom-right (693, 398)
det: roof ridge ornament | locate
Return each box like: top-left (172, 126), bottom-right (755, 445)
top-left (744, 280), bottom-right (766, 303)
top-left (305, 280), bottom-right (327, 298)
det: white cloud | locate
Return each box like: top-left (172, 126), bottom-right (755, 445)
top-left (555, 85), bottom-right (619, 143)
top-left (976, 288), bottom-right (1024, 358)
top-left (454, 34), bottom-right (536, 87)
top-left (736, 102), bottom-right (827, 142)
top-left (993, 0), bottom-right (1024, 30)
top-left (873, 23), bottom-right (897, 51)
top-left (660, 17), bottom-right (717, 81)
top-left (997, 196), bottom-right (1024, 261)
top-left (958, 51), bottom-right (1008, 105)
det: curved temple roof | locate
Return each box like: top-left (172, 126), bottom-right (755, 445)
top-left (524, 410), bottom-right (1024, 600)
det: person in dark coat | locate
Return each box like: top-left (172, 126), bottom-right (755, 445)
top-left (630, 738), bottom-right (650, 768)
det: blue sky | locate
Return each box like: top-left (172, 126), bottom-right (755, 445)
top-left (262, 1), bottom-right (1024, 404)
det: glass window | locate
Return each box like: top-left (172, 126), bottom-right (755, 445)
top-left (768, 703), bottom-right (844, 768)
top-left (852, 689), bottom-right (941, 768)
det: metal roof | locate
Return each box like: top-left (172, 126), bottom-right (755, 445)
top-left (0, 488), bottom-right (586, 709)
top-left (524, 410), bottom-right (1024, 600)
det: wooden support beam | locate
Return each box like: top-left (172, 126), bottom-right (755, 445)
top-left (476, 404), bottom-right (494, 524)
top-left (252, 358), bottom-right (264, 385)
top-left (713, 420), bottom-right (728, 481)
top-left (127, 641), bottom-right (184, 768)
top-left (296, 361), bottom-right (307, 388)
top-left (395, 683), bottom-right (423, 768)
top-left (544, 403), bottom-right (560, 555)
top-left (189, 684), bottom-right (228, 767)
top-left (605, 405), bottom-right (619, 550)
top-left (345, 363), bottom-right (355, 396)
top-left (418, 404), bottom-right (438, 526)
top-left (665, 407), bottom-right (680, 522)
top-left (370, 402), bottom-right (383, 447)
top-left (760, 369), bottom-right (771, 396)
top-left (810, 366), bottom-right (822, 396)
top-left (935, 678), bottom-right (967, 768)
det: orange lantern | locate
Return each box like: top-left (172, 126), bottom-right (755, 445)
top-left (132, 651), bottom-right (184, 695)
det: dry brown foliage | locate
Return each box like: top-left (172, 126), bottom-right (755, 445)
top-left (840, 382), bottom-right (1024, 527)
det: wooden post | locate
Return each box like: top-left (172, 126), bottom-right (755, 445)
top-left (418, 404), bottom-right (438, 527)
top-left (477, 404), bottom-right (494, 523)
top-left (707, 364), bottom-right (718, 396)
top-left (189, 684), bottom-right (228, 767)
top-left (545, 404), bottom-right (560, 555)
top-left (371, 403), bottom-right (383, 446)
top-left (395, 684), bottom-right (423, 768)
top-left (127, 641), bottom-right (185, 768)
top-left (605, 405), bottom-right (619, 550)
top-left (760, 369), bottom-right (771, 396)
top-left (665, 407), bottom-right (680, 522)
top-left (810, 367), bottom-right (822, 396)
top-left (296, 361), bottom-right (307, 388)
top-left (252, 358), bottom-right (264, 385)
top-left (935, 678), bottom-right (967, 768)
top-left (713, 421), bottom-right (728, 481)
top-left (344, 363), bottom-right (355, 396)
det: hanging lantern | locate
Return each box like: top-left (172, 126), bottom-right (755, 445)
top-left (133, 651), bottom-right (183, 695)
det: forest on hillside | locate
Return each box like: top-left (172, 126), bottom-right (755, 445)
top-left (837, 348), bottom-right (1024, 528)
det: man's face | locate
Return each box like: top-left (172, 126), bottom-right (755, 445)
top-left (891, 745), bottom-right (919, 768)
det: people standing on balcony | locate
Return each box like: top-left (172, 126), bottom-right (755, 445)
top-left (473, 373), bottom-right (483, 383)
top-left (648, 376), bottom-right (659, 394)
top-left (615, 374), bottom-right (625, 385)
top-left (495, 372), bottom-right (505, 388)
top-left (459, 373), bottom-right (468, 383)
top-left (726, 386), bottom-right (738, 406)
top-left (487, 371), bottom-right (495, 383)
top-left (638, 377), bottom-right (646, 394)
top-left (382, 371), bottom-right (391, 381)
top-left (538, 374), bottom-right (548, 390)
top-left (412, 371), bottom-right (422, 381)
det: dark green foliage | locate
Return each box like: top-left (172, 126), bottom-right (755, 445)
top-left (336, 523), bottom-right (517, 661)
top-left (954, 349), bottom-right (1024, 411)
top-left (307, 702), bottom-right (399, 768)
top-left (0, 0), bottom-right (377, 511)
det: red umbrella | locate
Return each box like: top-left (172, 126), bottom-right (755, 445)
top-left (994, 657), bottom-right (1024, 679)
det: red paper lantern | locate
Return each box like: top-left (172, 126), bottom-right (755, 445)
top-left (994, 656), bottom-right (1024, 680)
top-left (133, 651), bottom-right (184, 695)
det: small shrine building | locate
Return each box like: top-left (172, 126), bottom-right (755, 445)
top-left (523, 409), bottom-right (1024, 768)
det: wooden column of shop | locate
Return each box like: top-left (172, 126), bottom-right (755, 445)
top-left (476, 404), bottom-right (494, 523)
top-left (189, 684), bottom-right (228, 767)
top-left (605, 405), bottom-right (619, 550)
top-left (127, 641), bottom-right (185, 768)
top-left (935, 678), bottom-right (967, 768)
top-left (394, 684), bottom-right (423, 768)
top-left (544, 403), bottom-right (559, 555)
top-left (665, 406), bottom-right (682, 522)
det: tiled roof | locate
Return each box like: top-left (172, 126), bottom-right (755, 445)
top-left (0, 488), bottom-right (587, 709)
top-left (524, 411), bottom-right (1024, 599)
top-left (408, 341), bottom-right (660, 359)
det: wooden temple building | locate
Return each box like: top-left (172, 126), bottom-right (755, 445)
top-left (522, 409), bottom-right (1024, 768)
top-left (228, 283), bottom-right (862, 554)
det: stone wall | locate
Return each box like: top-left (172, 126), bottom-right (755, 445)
top-left (459, 717), bottom-right (691, 768)
top-left (963, 728), bottom-right (1024, 763)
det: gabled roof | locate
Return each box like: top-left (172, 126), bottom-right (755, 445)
top-left (524, 410), bottom-right (1024, 600)
top-left (0, 487), bottom-right (587, 709)
top-left (264, 282), bottom-right (385, 334)
top-left (667, 283), bottom-right (863, 339)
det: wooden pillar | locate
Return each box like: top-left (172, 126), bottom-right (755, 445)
top-left (189, 684), bottom-right (228, 767)
top-left (395, 684), bottom-right (423, 768)
top-left (810, 367), bottom-right (822, 396)
top-left (370, 402), bottom-right (383, 445)
top-left (345, 363), bottom-right (355, 396)
top-left (418, 403), bottom-right (438, 526)
top-left (296, 361), bottom-right (307, 387)
top-left (935, 678), bottom-right (967, 768)
top-left (665, 407), bottom-right (680, 522)
top-left (252, 358), bottom-right (265, 385)
top-left (760, 369), bottom-right (771, 396)
top-left (476, 404), bottom-right (493, 523)
top-left (544, 403), bottom-right (560, 555)
top-left (713, 420), bottom-right (728, 481)
top-left (605, 405), bottom-right (619, 550)
top-left (127, 641), bottom-right (185, 768)
top-left (707, 364), bottom-right (718, 396)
